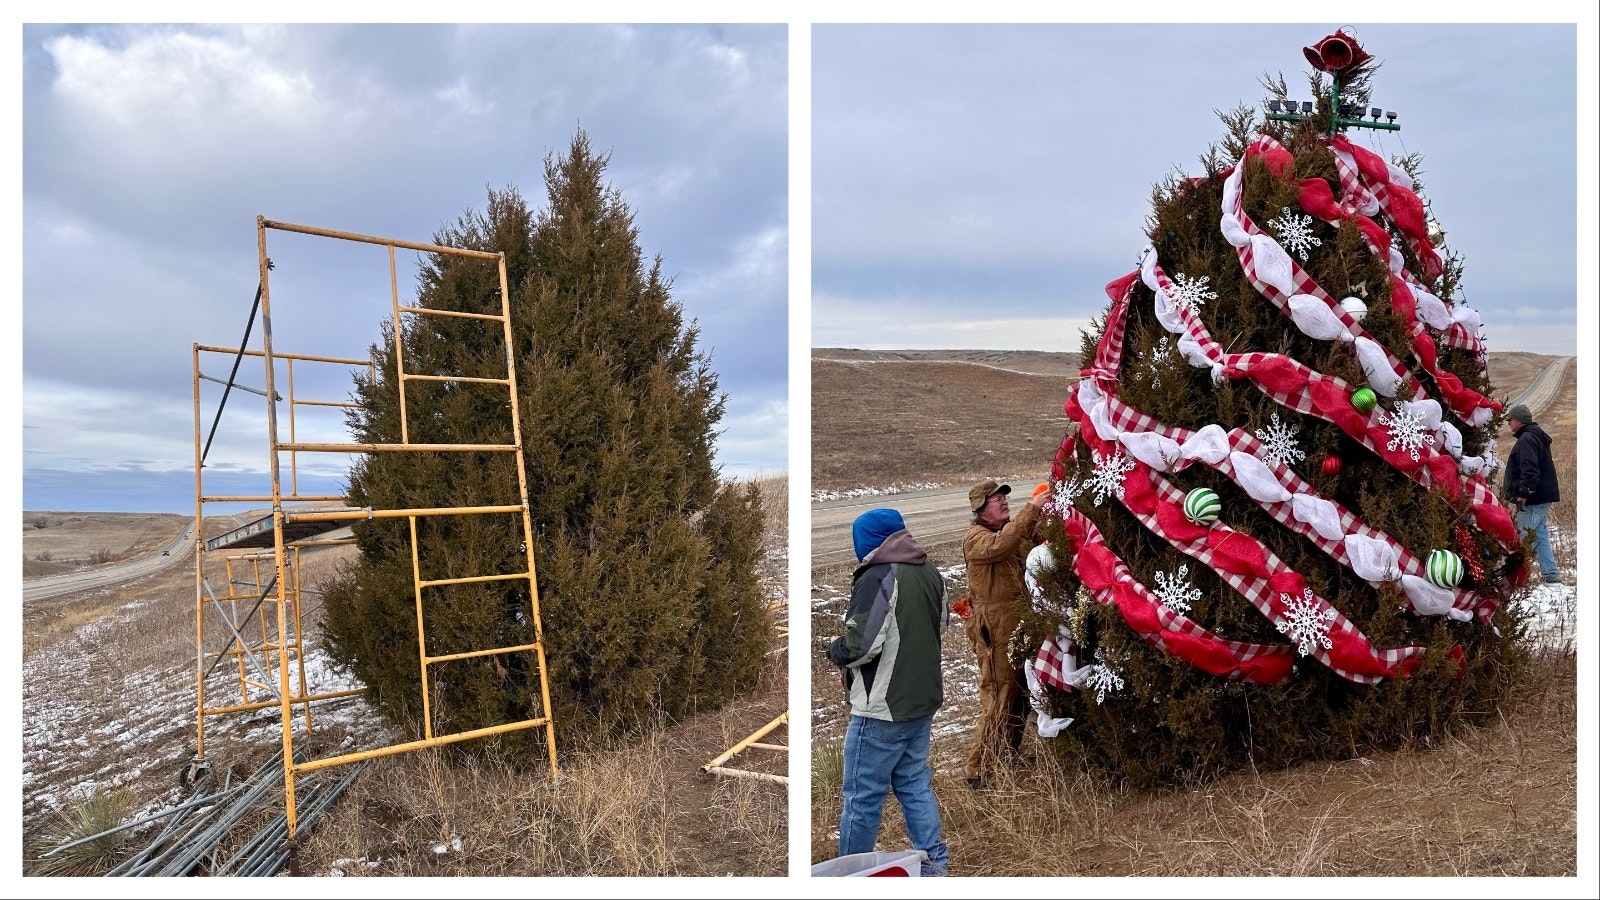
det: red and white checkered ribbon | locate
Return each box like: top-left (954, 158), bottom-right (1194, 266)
top-left (1086, 270), bottom-right (1139, 382)
top-left (1323, 135), bottom-right (1498, 421)
top-left (1064, 399), bottom-right (1430, 685)
top-left (1056, 506), bottom-right (1296, 684)
top-left (1116, 247), bottom-right (1518, 552)
top-left (1231, 136), bottom-right (1495, 428)
top-left (1082, 382), bottom-right (1500, 623)
top-left (1222, 139), bottom-right (1422, 404)
top-left (1032, 630), bottom-right (1081, 693)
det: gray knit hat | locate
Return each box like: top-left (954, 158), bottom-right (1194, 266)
top-left (1507, 404), bottom-right (1532, 424)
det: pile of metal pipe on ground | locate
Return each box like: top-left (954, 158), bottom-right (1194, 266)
top-left (40, 748), bottom-right (368, 877)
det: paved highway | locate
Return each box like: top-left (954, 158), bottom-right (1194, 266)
top-left (811, 356), bottom-right (1574, 569)
top-left (23, 518), bottom-right (199, 603)
top-left (811, 481), bottom-right (1047, 571)
top-left (1506, 356), bottom-right (1571, 424)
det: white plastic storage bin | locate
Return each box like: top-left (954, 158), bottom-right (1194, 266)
top-left (810, 849), bottom-right (927, 877)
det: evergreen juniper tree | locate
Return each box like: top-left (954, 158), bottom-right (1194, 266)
top-left (321, 131), bottom-right (771, 759)
top-left (1020, 33), bottom-right (1532, 788)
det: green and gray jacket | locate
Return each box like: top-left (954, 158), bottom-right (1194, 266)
top-left (826, 530), bottom-right (948, 721)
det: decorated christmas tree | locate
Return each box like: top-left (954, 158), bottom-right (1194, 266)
top-left (1023, 31), bottom-right (1534, 788)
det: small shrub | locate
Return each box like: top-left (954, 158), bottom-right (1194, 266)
top-left (31, 786), bottom-right (133, 876)
top-left (812, 736), bottom-right (844, 799)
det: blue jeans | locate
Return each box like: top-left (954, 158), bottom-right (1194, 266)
top-left (839, 714), bottom-right (949, 877)
top-left (1516, 502), bottom-right (1559, 581)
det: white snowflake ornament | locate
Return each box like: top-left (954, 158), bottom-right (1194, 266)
top-left (1254, 411), bottom-right (1305, 468)
top-left (1082, 649), bottom-right (1126, 704)
top-left (1152, 563), bottom-right (1203, 616)
top-left (1268, 206), bottom-right (1323, 261)
top-left (1276, 588), bottom-right (1337, 657)
top-left (1380, 404), bottom-right (1430, 462)
top-left (1168, 272), bottom-right (1218, 313)
top-left (1053, 475), bottom-right (1084, 513)
top-left (1086, 450), bottom-right (1136, 507)
top-left (1137, 335), bottom-right (1172, 388)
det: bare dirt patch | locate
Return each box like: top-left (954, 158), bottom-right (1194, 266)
top-left (21, 478), bottom-right (789, 877)
top-left (812, 351), bottom-right (1077, 491)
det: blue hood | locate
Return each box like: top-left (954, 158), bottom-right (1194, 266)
top-left (852, 508), bottom-right (906, 562)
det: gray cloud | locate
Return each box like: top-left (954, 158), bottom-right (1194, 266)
top-left (23, 23), bottom-right (788, 512)
top-left (813, 23), bottom-right (1579, 354)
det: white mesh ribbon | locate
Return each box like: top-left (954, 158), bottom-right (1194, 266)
top-left (1288, 293), bottom-right (1355, 342)
top-left (1176, 334), bottom-right (1211, 369)
top-left (1386, 162), bottom-right (1415, 191)
top-left (1387, 246), bottom-right (1405, 274)
top-left (1229, 450), bottom-right (1291, 503)
top-left (1023, 658), bottom-right (1075, 739)
top-left (1451, 305), bottom-right (1484, 336)
top-left (1291, 493), bottom-right (1346, 541)
top-left (1405, 398), bottom-right (1444, 432)
top-left (1144, 252), bottom-right (1187, 334)
top-left (1220, 209), bottom-right (1251, 248)
top-left (1355, 336), bottom-right (1403, 397)
top-left (1437, 421), bottom-right (1464, 459)
top-left (1465, 406), bottom-right (1493, 428)
top-left (1076, 380), bottom-right (1122, 442)
top-left (1249, 233), bottom-right (1296, 295)
top-left (1078, 376), bottom-right (1105, 409)
top-left (1221, 164), bottom-right (1243, 222)
top-left (1400, 574), bottom-right (1471, 620)
top-left (1140, 245), bottom-right (1161, 289)
top-left (1089, 395), bottom-right (1120, 442)
top-left (1411, 285), bottom-right (1454, 331)
top-left (1153, 287), bottom-right (1185, 333)
top-left (1344, 533), bottom-right (1402, 583)
top-left (1184, 424), bottom-right (1232, 465)
top-left (1460, 444), bottom-right (1499, 476)
top-left (1120, 431), bottom-right (1183, 472)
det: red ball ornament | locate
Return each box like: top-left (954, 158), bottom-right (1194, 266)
top-left (1320, 454), bottom-right (1343, 476)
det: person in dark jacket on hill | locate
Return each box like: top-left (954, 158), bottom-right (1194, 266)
top-left (1503, 404), bottom-right (1562, 584)
top-left (827, 507), bottom-right (949, 876)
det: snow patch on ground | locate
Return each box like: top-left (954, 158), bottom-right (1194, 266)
top-left (812, 482), bottom-right (943, 503)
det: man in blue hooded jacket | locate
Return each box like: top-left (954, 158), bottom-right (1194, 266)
top-left (826, 507), bottom-right (949, 876)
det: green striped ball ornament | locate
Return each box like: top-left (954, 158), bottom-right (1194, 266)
top-left (1425, 549), bottom-right (1464, 589)
top-left (1183, 487), bottom-right (1222, 526)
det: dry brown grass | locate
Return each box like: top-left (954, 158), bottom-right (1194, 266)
top-left (812, 353), bottom-right (1075, 490)
top-left (22, 480), bottom-right (789, 878)
top-left (812, 647), bottom-right (1576, 877)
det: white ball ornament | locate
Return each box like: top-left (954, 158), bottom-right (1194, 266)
top-left (1340, 296), bottom-right (1368, 323)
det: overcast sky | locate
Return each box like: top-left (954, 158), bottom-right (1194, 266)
top-left (20, 23), bottom-right (787, 513)
top-left (813, 23), bottom-right (1584, 357)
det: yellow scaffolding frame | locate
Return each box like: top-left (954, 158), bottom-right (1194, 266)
top-left (191, 217), bottom-right (559, 841)
top-left (701, 712), bottom-right (788, 786)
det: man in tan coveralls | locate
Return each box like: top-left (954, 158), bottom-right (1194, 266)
top-left (961, 478), bottom-right (1044, 787)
